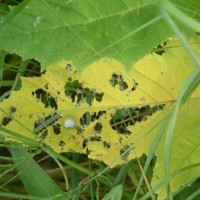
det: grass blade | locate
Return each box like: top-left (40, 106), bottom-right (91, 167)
top-left (10, 144), bottom-right (64, 199)
top-left (102, 185), bottom-right (123, 200)
top-left (114, 160), bottom-right (133, 186)
top-left (0, 50), bottom-right (6, 86)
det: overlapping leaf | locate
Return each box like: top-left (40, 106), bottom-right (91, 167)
top-left (0, 0), bottom-right (199, 71)
top-left (133, 37), bottom-right (200, 198)
top-left (151, 98), bottom-right (200, 199)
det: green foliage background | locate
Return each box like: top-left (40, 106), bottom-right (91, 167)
top-left (0, 0), bottom-right (199, 71)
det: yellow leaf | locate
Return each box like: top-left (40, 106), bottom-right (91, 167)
top-left (0, 37), bottom-right (199, 169)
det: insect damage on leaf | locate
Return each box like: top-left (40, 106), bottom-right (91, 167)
top-left (109, 73), bottom-right (128, 91)
top-left (65, 63), bottom-right (73, 72)
top-left (1, 46), bottom-right (192, 166)
top-left (32, 89), bottom-right (58, 109)
top-left (1, 106), bottom-right (17, 126)
top-left (58, 140), bottom-right (65, 150)
top-left (33, 112), bottom-right (61, 138)
top-left (120, 145), bottom-right (130, 161)
top-left (65, 78), bottom-right (104, 106)
top-left (80, 111), bottom-right (106, 126)
top-left (110, 104), bottom-right (165, 135)
top-left (109, 73), bottom-right (138, 92)
top-left (94, 122), bottom-right (103, 133)
top-left (53, 123), bottom-right (61, 135)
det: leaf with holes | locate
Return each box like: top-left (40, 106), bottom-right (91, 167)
top-left (0, 59), bottom-right (169, 166)
top-left (0, 37), bottom-right (200, 177)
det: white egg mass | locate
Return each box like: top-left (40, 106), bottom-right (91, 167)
top-left (64, 118), bottom-right (76, 129)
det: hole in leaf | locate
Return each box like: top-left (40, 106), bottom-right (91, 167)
top-left (110, 104), bottom-right (165, 135)
top-left (2, 117), bottom-right (12, 126)
top-left (80, 112), bottom-right (91, 126)
top-left (120, 145), bottom-right (130, 160)
top-left (154, 42), bottom-right (167, 55)
top-left (1, 54), bottom-right (41, 97)
top-left (82, 136), bottom-right (102, 149)
top-left (103, 141), bottom-right (110, 148)
top-left (131, 79), bottom-right (138, 91)
top-left (58, 140), bottom-right (65, 148)
top-left (1, 106), bottom-right (17, 126)
top-left (65, 63), bottom-right (77, 74)
top-left (33, 112), bottom-right (61, 139)
top-left (109, 73), bottom-right (128, 91)
top-left (82, 138), bottom-right (88, 148)
top-left (90, 136), bottom-right (101, 142)
top-left (66, 64), bottom-right (72, 71)
top-left (33, 88), bottom-right (58, 110)
top-left (53, 124), bottom-right (61, 135)
top-left (77, 126), bottom-right (84, 134)
top-left (94, 123), bottom-right (102, 133)
top-left (80, 111), bottom-right (106, 126)
top-left (65, 79), bottom-right (104, 106)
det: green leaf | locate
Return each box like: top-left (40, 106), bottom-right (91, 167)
top-left (102, 185), bottom-right (122, 200)
top-left (10, 144), bottom-right (64, 199)
top-left (0, 0), bottom-right (198, 71)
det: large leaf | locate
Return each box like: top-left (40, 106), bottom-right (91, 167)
top-left (0, 36), bottom-right (200, 197)
top-left (151, 98), bottom-right (200, 199)
top-left (0, 0), bottom-right (199, 71)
